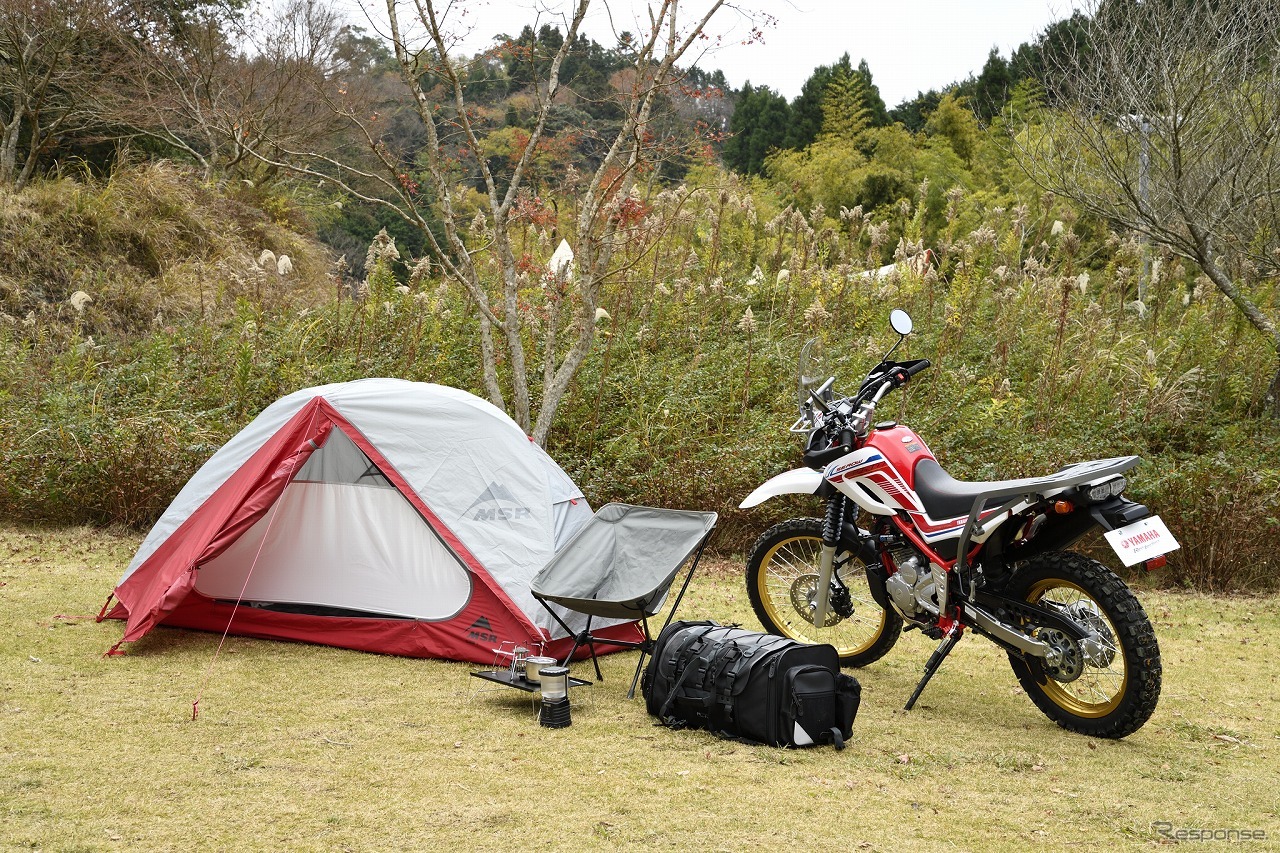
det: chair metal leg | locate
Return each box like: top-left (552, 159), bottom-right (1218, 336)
top-left (626, 616), bottom-right (656, 700)
top-left (627, 650), bottom-right (647, 700)
top-left (555, 615), bottom-right (604, 682)
top-left (579, 630), bottom-right (604, 682)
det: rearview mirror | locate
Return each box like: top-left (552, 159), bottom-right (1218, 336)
top-left (890, 309), bottom-right (913, 336)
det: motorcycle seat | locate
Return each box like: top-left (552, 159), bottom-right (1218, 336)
top-left (911, 459), bottom-right (1021, 520)
top-left (910, 456), bottom-right (1139, 522)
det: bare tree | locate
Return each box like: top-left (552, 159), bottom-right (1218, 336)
top-left (1018, 0), bottom-right (1280, 414)
top-left (0, 0), bottom-right (122, 189)
top-left (1, 0), bottom-right (343, 189)
top-left (247, 0), bottom-right (744, 443)
top-left (117, 0), bottom-right (359, 184)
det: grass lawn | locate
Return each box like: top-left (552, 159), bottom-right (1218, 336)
top-left (2, 525), bottom-right (1278, 851)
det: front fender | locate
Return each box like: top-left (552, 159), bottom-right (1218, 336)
top-left (739, 467), bottom-right (825, 509)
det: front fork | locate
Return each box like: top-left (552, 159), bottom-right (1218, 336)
top-left (811, 497), bottom-right (963, 710)
top-left (811, 494), bottom-right (849, 627)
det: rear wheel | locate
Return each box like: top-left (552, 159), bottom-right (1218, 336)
top-left (746, 517), bottom-right (901, 666)
top-left (1004, 551), bottom-right (1161, 738)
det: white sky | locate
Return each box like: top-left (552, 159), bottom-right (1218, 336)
top-left (342, 1), bottom-right (1088, 107)
top-left (708, 0), bottom-right (1088, 105)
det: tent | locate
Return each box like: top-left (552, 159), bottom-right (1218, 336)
top-left (99, 379), bottom-right (642, 662)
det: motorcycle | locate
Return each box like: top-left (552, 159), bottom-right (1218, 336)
top-left (740, 309), bottom-right (1176, 738)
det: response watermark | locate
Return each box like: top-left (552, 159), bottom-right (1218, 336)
top-left (1152, 821), bottom-right (1269, 843)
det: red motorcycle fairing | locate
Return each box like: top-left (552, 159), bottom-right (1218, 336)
top-left (824, 423), bottom-right (1003, 556)
top-left (861, 423), bottom-right (934, 484)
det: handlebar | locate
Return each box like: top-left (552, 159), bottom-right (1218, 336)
top-left (888, 358), bottom-right (931, 387)
top-left (866, 358), bottom-right (931, 405)
top-left (904, 358), bottom-right (931, 378)
top-left (805, 442), bottom-right (852, 469)
top-left (802, 359), bottom-right (932, 470)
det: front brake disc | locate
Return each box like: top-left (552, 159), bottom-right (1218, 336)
top-left (789, 573), bottom-right (843, 627)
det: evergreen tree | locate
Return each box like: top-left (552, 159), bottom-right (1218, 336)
top-left (723, 82), bottom-right (791, 175)
top-left (785, 53), bottom-right (854, 150)
top-left (925, 92), bottom-right (980, 163)
top-left (889, 89), bottom-right (944, 133)
top-left (819, 67), bottom-right (869, 141)
top-left (505, 24), bottom-right (567, 88)
top-left (971, 48), bottom-right (1013, 121)
top-left (333, 25), bottom-right (397, 75)
top-left (1010, 12), bottom-right (1093, 104)
top-left (781, 55), bottom-right (889, 149)
top-left (855, 59), bottom-right (890, 127)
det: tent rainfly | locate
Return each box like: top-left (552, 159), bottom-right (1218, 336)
top-left (99, 379), bottom-right (641, 662)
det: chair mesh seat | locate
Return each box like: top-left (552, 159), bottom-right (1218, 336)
top-left (532, 503), bottom-right (717, 619)
top-left (530, 502), bottom-right (718, 696)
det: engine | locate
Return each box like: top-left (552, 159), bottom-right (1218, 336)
top-left (883, 545), bottom-right (940, 621)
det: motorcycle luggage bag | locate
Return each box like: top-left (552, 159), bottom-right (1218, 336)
top-left (642, 620), bottom-right (860, 749)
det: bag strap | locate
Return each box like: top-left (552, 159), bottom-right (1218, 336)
top-left (657, 648), bottom-right (707, 727)
top-left (665, 624), bottom-right (720, 667)
top-left (656, 626), bottom-right (722, 726)
top-left (705, 641), bottom-right (742, 729)
top-left (721, 634), bottom-right (794, 695)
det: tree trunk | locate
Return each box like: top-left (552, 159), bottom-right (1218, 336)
top-left (531, 284), bottom-right (597, 446)
top-left (0, 104), bottom-right (24, 187)
top-left (1190, 226), bottom-right (1280, 418)
top-left (1191, 225), bottom-right (1280, 350)
top-left (477, 313), bottom-right (505, 414)
top-left (1267, 360), bottom-right (1280, 419)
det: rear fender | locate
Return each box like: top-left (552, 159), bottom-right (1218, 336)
top-left (739, 468), bottom-right (824, 509)
top-left (1089, 496), bottom-right (1150, 531)
top-left (1004, 497), bottom-right (1151, 564)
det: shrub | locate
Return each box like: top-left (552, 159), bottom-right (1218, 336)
top-left (1, 167), bottom-right (1278, 592)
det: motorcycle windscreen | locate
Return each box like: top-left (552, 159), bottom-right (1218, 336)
top-left (194, 480), bottom-right (472, 620)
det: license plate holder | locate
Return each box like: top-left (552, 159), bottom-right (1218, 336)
top-left (1104, 515), bottom-right (1180, 567)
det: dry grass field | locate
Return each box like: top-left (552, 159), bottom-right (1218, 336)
top-left (2, 525), bottom-right (1277, 851)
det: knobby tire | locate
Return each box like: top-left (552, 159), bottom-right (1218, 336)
top-left (1004, 550), bottom-right (1161, 739)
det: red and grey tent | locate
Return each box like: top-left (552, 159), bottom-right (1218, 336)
top-left (100, 379), bottom-right (640, 662)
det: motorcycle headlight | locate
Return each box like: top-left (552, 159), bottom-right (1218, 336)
top-left (1082, 477), bottom-right (1127, 503)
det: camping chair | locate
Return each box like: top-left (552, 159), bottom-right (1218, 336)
top-left (531, 503), bottom-right (718, 699)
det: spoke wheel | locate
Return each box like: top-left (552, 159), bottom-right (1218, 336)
top-left (1005, 551), bottom-right (1161, 738)
top-left (746, 517), bottom-right (900, 666)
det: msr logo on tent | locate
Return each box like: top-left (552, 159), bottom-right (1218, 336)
top-left (466, 615), bottom-right (498, 644)
top-left (466, 481), bottom-right (532, 522)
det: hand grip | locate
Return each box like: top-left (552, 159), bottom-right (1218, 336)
top-left (905, 358), bottom-right (931, 377)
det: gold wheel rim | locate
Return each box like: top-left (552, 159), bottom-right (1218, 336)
top-left (1024, 578), bottom-right (1127, 717)
top-left (756, 534), bottom-right (886, 657)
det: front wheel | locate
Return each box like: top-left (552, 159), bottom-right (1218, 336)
top-left (1004, 551), bottom-right (1161, 738)
top-left (745, 517), bottom-right (901, 666)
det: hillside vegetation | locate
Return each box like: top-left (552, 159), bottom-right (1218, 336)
top-left (0, 162), bottom-right (1276, 590)
top-left (2, 1), bottom-right (1279, 590)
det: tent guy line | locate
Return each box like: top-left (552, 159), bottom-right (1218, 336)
top-left (191, 404), bottom-right (320, 720)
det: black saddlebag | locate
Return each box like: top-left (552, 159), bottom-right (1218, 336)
top-left (642, 620), bottom-right (860, 749)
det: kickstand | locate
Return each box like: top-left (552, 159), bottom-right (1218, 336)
top-left (904, 626), bottom-right (963, 711)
